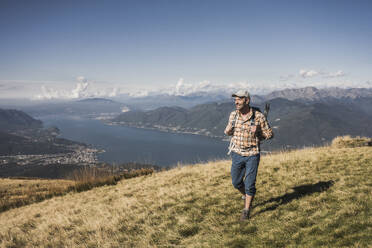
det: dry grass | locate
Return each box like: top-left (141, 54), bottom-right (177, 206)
top-left (0, 145), bottom-right (371, 247)
top-left (0, 178), bottom-right (74, 213)
top-left (331, 135), bottom-right (372, 148)
top-left (69, 166), bottom-right (154, 192)
top-left (0, 167), bottom-right (154, 213)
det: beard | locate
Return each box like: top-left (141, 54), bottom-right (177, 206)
top-left (236, 102), bottom-right (250, 113)
top-left (236, 103), bottom-right (248, 110)
top-left (236, 103), bottom-right (244, 110)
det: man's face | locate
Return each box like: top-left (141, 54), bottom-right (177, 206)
top-left (234, 96), bottom-right (249, 111)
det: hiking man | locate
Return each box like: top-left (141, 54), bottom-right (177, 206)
top-left (224, 90), bottom-right (273, 221)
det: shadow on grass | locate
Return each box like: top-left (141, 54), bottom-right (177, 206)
top-left (254, 180), bottom-right (334, 215)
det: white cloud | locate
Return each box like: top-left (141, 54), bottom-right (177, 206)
top-left (38, 85), bottom-right (61, 99)
top-left (0, 80), bottom-right (64, 99)
top-left (159, 77), bottom-right (372, 98)
top-left (0, 74), bottom-right (371, 101)
top-left (175, 78), bottom-right (186, 95)
top-left (34, 77), bottom-right (121, 100)
top-left (108, 87), bottom-right (119, 97)
top-left (163, 78), bottom-right (279, 96)
top-left (326, 70), bottom-right (346, 78)
top-left (129, 90), bottom-right (149, 97)
top-left (71, 81), bottom-right (89, 98)
top-left (76, 76), bottom-right (88, 83)
top-left (35, 77), bottom-right (90, 100)
top-left (298, 69), bottom-right (346, 79)
top-left (299, 69), bottom-right (319, 78)
top-left (167, 78), bottom-right (216, 96)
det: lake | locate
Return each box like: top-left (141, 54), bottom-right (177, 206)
top-left (40, 115), bottom-right (230, 167)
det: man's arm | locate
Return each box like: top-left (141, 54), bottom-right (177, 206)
top-left (257, 112), bottom-right (273, 140)
top-left (224, 111), bottom-right (236, 136)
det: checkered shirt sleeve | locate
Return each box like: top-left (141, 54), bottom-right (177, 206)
top-left (256, 111), bottom-right (273, 141)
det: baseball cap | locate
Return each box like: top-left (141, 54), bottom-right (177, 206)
top-left (232, 90), bottom-right (250, 98)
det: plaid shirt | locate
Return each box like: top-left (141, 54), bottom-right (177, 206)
top-left (226, 108), bottom-right (273, 156)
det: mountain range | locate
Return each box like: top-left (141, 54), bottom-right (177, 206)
top-left (0, 109), bottom-right (85, 156)
top-left (112, 87), bottom-right (372, 150)
top-left (111, 86), bottom-right (372, 110)
top-left (265, 86), bottom-right (372, 102)
top-left (1, 86), bottom-right (371, 152)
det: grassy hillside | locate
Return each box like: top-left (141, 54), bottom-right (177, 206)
top-left (0, 178), bottom-right (74, 213)
top-left (0, 168), bottom-right (154, 213)
top-left (0, 145), bottom-right (371, 247)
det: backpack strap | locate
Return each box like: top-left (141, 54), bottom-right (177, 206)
top-left (232, 110), bottom-right (239, 126)
top-left (227, 110), bottom-right (239, 155)
top-left (250, 109), bottom-right (255, 126)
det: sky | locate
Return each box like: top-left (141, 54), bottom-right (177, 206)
top-left (1, 0), bottom-right (372, 99)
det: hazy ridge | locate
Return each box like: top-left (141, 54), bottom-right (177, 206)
top-left (112, 95), bottom-right (372, 150)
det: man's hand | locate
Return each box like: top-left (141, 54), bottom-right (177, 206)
top-left (224, 123), bottom-right (234, 136)
top-left (250, 125), bottom-right (257, 135)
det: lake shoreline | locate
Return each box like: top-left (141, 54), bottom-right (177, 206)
top-left (106, 121), bottom-right (229, 141)
top-left (39, 115), bottom-right (230, 167)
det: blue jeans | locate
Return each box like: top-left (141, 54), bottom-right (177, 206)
top-left (231, 152), bottom-right (260, 196)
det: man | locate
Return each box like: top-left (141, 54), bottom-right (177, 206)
top-left (224, 90), bottom-right (273, 221)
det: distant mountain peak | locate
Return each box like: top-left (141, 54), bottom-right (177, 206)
top-left (265, 87), bottom-right (372, 101)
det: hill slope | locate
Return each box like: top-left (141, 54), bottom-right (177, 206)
top-left (0, 109), bottom-right (67, 156)
top-left (0, 146), bottom-right (371, 247)
top-left (0, 108), bottom-right (42, 131)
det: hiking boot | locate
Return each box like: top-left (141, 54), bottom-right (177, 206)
top-left (240, 208), bottom-right (250, 221)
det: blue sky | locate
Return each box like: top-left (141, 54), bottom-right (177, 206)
top-left (1, 0), bottom-right (371, 99)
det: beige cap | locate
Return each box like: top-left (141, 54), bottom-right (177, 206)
top-left (232, 90), bottom-right (250, 98)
